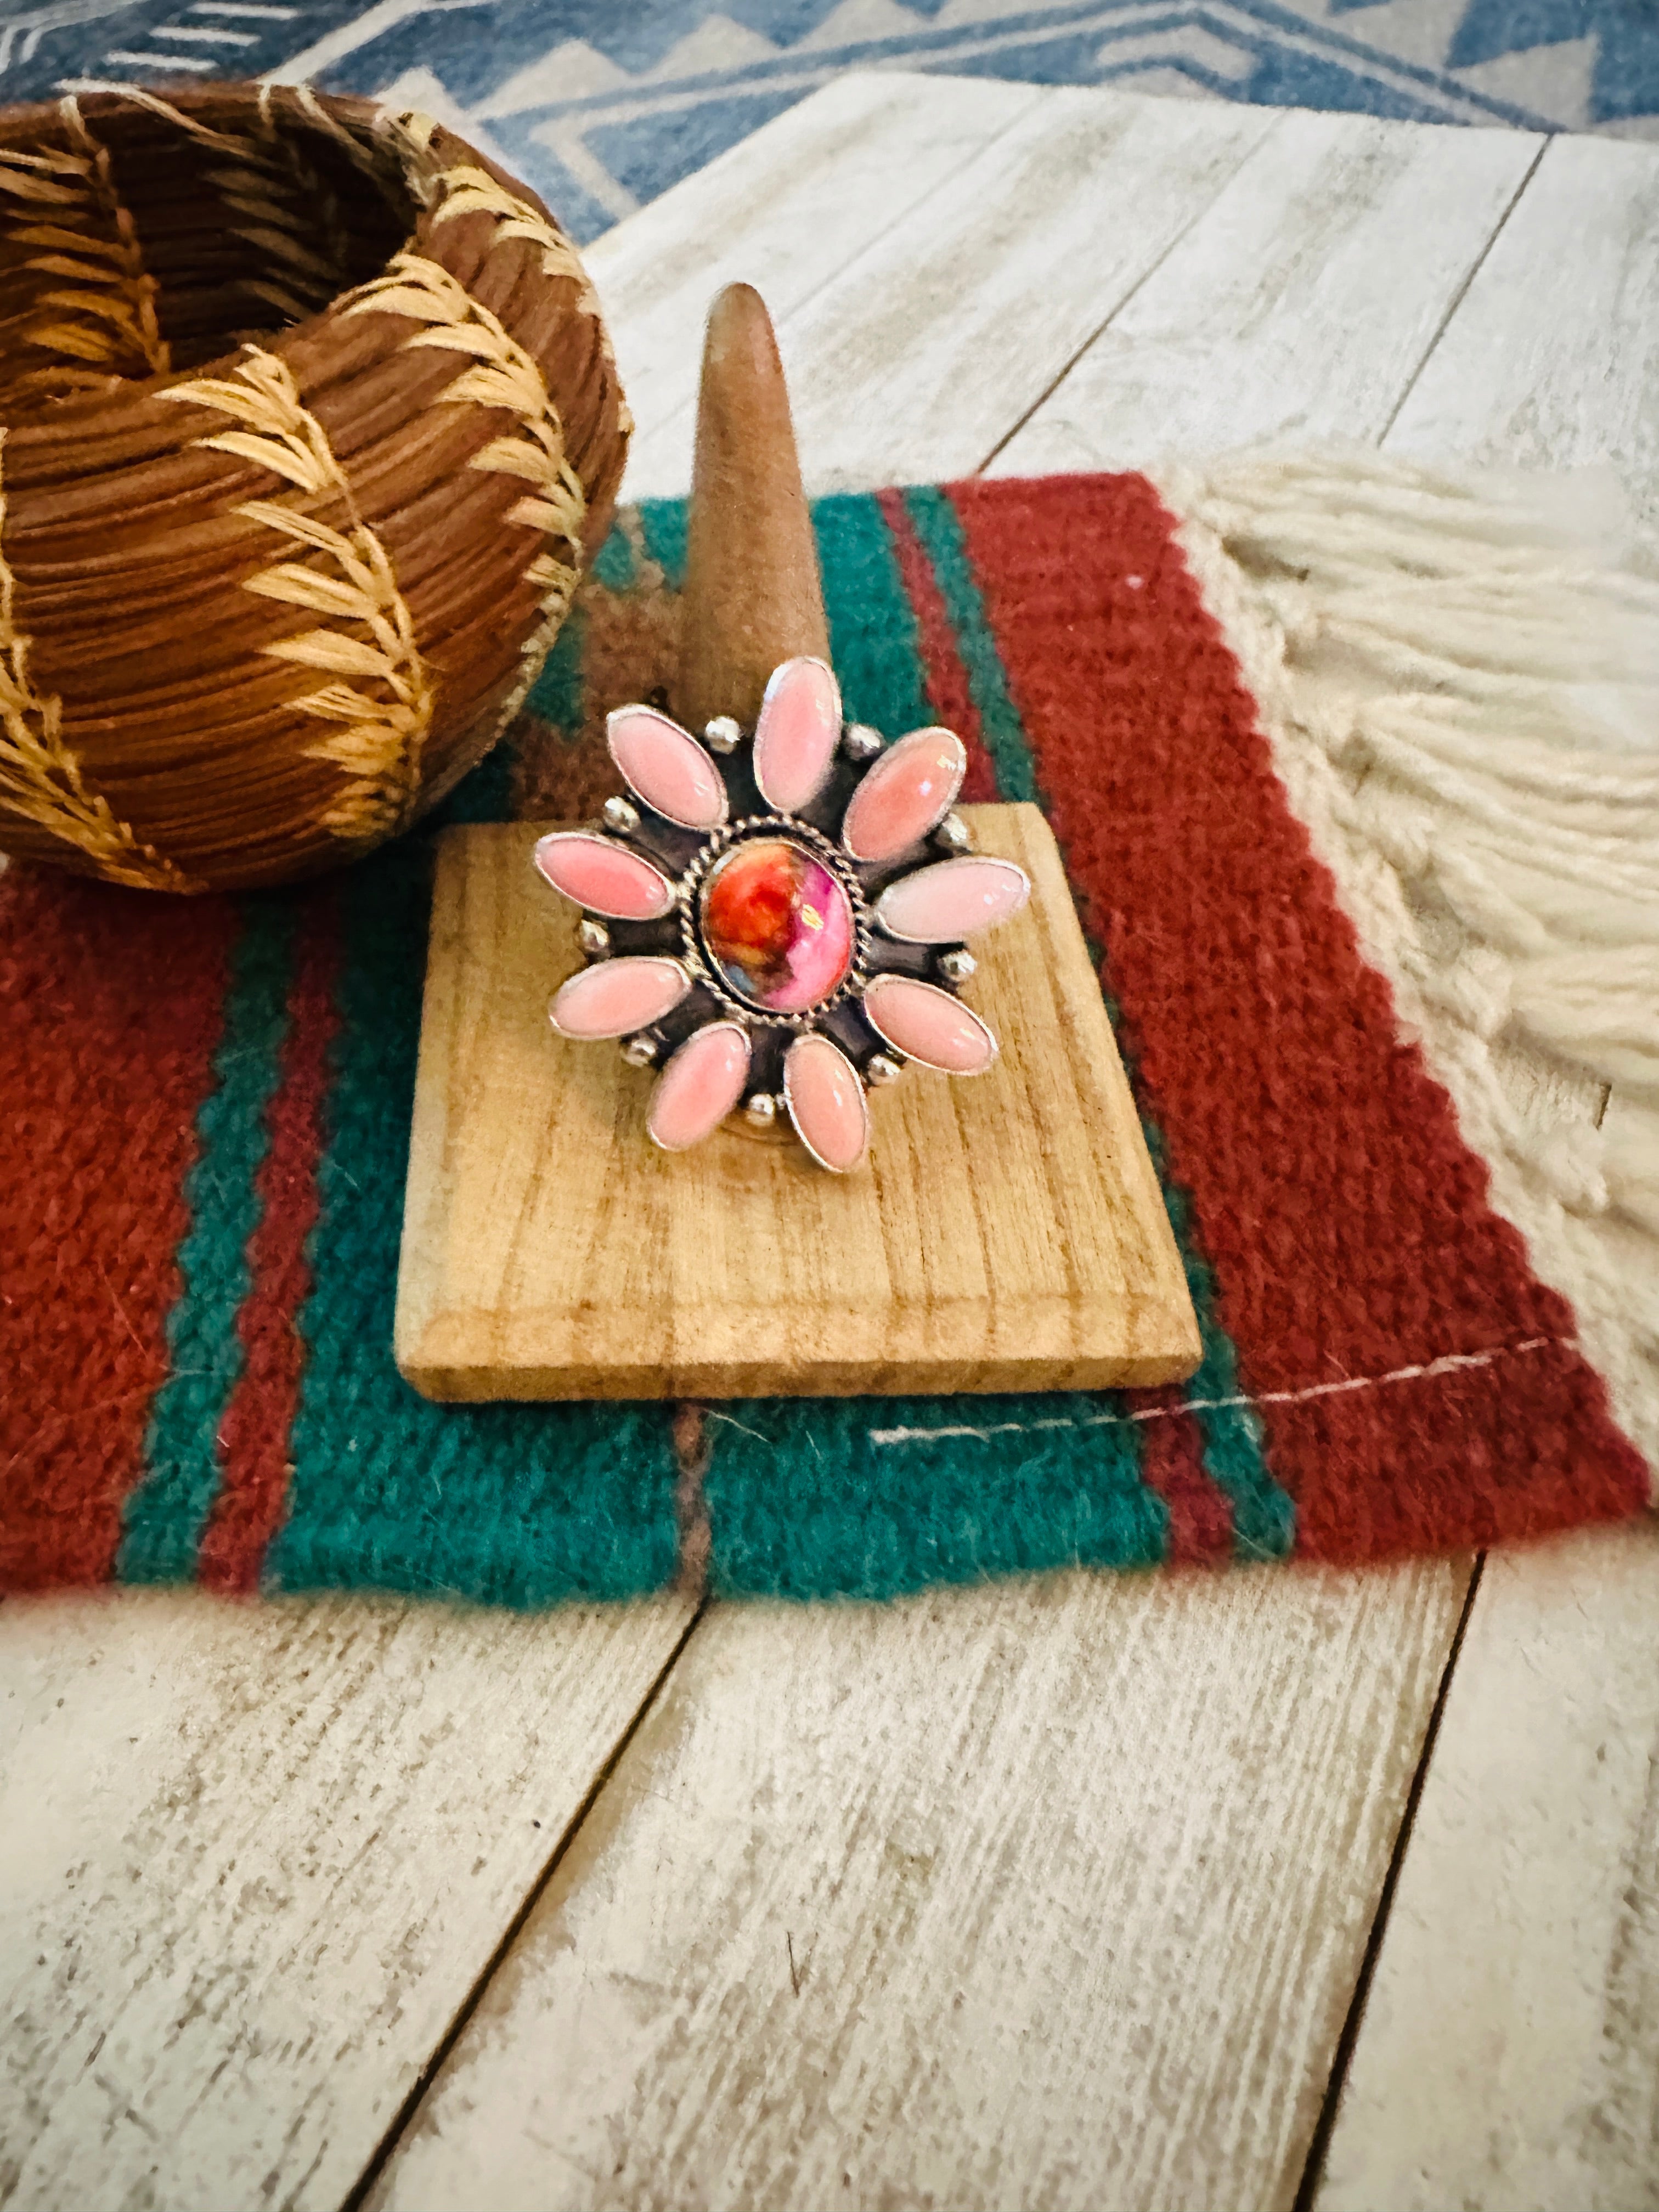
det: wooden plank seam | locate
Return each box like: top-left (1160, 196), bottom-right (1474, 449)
top-left (1291, 1550), bottom-right (1491, 2212)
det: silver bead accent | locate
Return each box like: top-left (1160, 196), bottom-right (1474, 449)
top-left (743, 1092), bottom-right (777, 1128)
top-left (842, 723), bottom-right (883, 762)
top-left (866, 1053), bottom-right (903, 1086)
top-left (620, 1034), bottom-right (657, 1068)
top-left (935, 811), bottom-right (972, 852)
top-left (578, 919), bottom-right (611, 957)
top-left (939, 948), bottom-right (976, 984)
top-left (602, 795), bottom-right (639, 833)
top-left (704, 715), bottom-right (742, 754)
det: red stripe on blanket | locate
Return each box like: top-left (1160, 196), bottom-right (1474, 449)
top-left (1267, 1340), bottom-right (1632, 1561)
top-left (0, 868), bottom-right (235, 1589)
top-left (1132, 1394), bottom-right (1234, 1564)
top-left (948, 472), bottom-right (1647, 1558)
top-left (199, 890), bottom-right (342, 1595)
top-left (876, 486), bottom-right (999, 802)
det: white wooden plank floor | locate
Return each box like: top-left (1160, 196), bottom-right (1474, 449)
top-left (1319, 1522), bottom-right (1659, 2212)
top-left (0, 1590), bottom-right (697, 2211)
top-left (1381, 132), bottom-right (1659, 509)
top-left (364, 1564), bottom-right (1470, 2212)
top-left (639, 87), bottom-right (1281, 495)
top-left (2, 74), bottom-right (1654, 2212)
top-left (990, 108), bottom-right (1543, 474)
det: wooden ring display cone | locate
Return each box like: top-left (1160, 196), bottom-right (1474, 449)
top-left (394, 287), bottom-right (1201, 1401)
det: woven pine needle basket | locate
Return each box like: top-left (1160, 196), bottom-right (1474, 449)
top-left (0, 84), bottom-right (629, 893)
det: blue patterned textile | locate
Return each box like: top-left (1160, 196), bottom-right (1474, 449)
top-left (2, 0), bottom-right (1650, 244)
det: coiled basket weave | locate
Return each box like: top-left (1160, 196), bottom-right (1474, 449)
top-left (0, 84), bottom-right (630, 891)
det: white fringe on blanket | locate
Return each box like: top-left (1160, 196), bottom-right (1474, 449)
top-left (1157, 448), bottom-right (1659, 1491)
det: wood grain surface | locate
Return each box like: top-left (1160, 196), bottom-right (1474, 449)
top-left (0, 1587), bottom-right (695, 2212)
top-left (590, 69), bottom-right (1043, 500)
top-left (397, 808), bottom-right (1198, 1400)
top-left (771, 88), bottom-right (1277, 494)
top-left (365, 1559), bottom-right (1470, 2212)
top-left (991, 107), bottom-right (1543, 476)
top-left (1318, 1524), bottom-right (1659, 2212)
top-left (1382, 131), bottom-right (1659, 509)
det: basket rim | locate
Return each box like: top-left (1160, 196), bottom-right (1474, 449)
top-left (0, 83), bottom-right (517, 437)
top-left (0, 78), bottom-right (629, 892)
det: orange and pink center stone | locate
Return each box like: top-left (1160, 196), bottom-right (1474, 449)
top-left (699, 838), bottom-right (855, 1014)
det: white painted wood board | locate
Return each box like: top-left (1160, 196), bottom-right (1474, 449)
top-left (584, 68), bottom-right (1043, 498)
top-left (630, 87), bottom-right (1278, 498)
top-left (1384, 132), bottom-right (1659, 516)
top-left (365, 1561), bottom-right (1471, 2212)
top-left (1316, 1523), bottom-right (1659, 2212)
top-left (0, 1587), bottom-right (694, 2212)
top-left (991, 109), bottom-right (1543, 476)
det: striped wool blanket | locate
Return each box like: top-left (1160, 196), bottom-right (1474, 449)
top-left (4, 454), bottom-right (1655, 1603)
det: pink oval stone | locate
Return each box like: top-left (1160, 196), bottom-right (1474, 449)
top-left (784, 1033), bottom-right (869, 1173)
top-left (534, 832), bottom-right (676, 922)
top-left (701, 837), bottom-right (854, 1014)
top-left (842, 726), bottom-right (967, 862)
top-left (550, 957), bottom-right (690, 1041)
top-left (876, 856), bottom-right (1030, 943)
top-left (753, 657), bottom-right (841, 814)
top-left (608, 706), bottom-right (727, 831)
top-left (862, 974), bottom-right (997, 1074)
top-left (647, 1022), bottom-right (751, 1152)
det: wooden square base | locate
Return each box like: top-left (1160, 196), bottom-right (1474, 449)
top-left (395, 806), bottom-right (1200, 1401)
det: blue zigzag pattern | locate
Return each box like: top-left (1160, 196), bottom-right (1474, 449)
top-left (0, 0), bottom-right (1649, 246)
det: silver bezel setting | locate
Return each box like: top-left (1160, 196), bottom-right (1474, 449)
top-left (677, 814), bottom-right (873, 1030)
top-left (535, 670), bottom-right (1021, 1170)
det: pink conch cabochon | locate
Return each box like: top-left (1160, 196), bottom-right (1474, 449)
top-left (534, 832), bottom-right (676, 922)
top-left (784, 1033), bottom-right (869, 1173)
top-left (648, 1023), bottom-right (752, 1152)
top-left (753, 656), bottom-right (842, 815)
top-left (842, 726), bottom-right (967, 862)
top-left (862, 974), bottom-right (998, 1075)
top-left (550, 957), bottom-right (690, 1041)
top-left (607, 706), bottom-right (727, 831)
top-left (875, 855), bottom-right (1030, 943)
